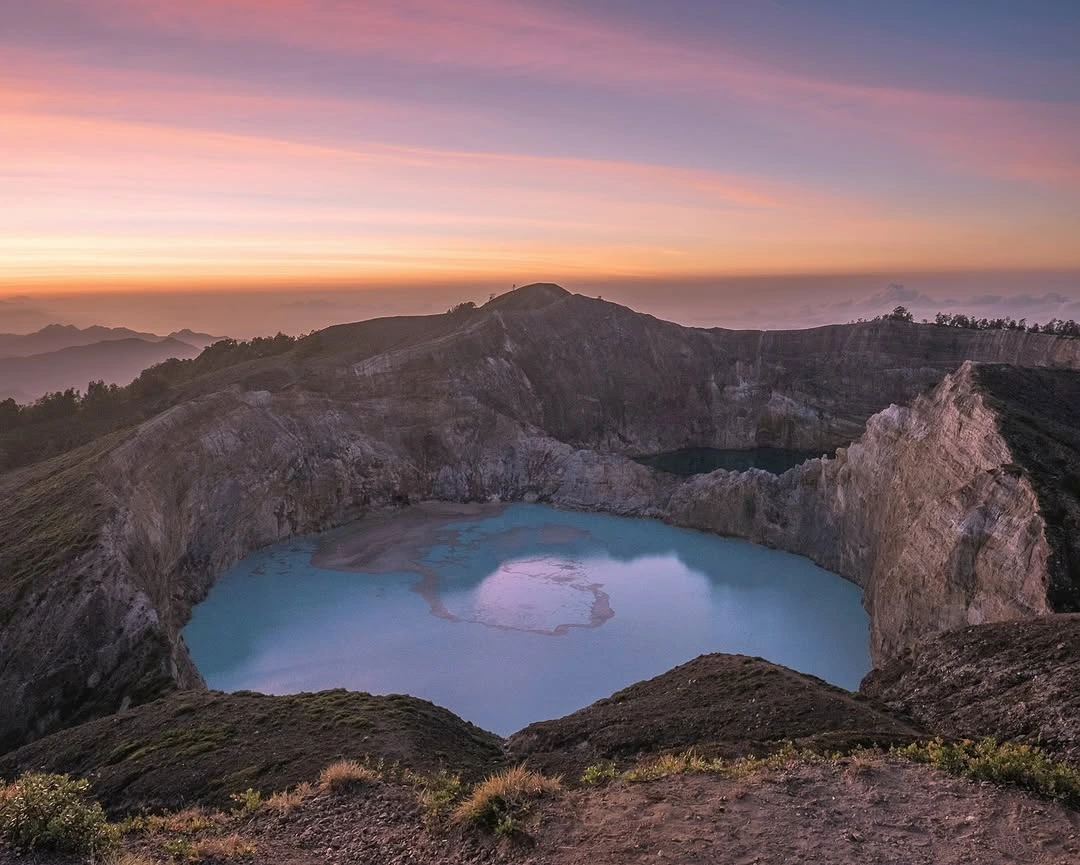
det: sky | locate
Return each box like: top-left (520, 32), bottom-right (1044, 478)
top-left (2, 0), bottom-right (1079, 335)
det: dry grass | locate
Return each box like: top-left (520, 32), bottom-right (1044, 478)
top-left (121, 806), bottom-right (225, 836)
top-left (623, 744), bottom-right (821, 783)
top-left (842, 751), bottom-right (881, 780)
top-left (105, 852), bottom-right (159, 865)
top-left (318, 760), bottom-right (381, 792)
top-left (191, 833), bottom-right (257, 861)
top-left (451, 765), bottom-right (561, 830)
top-left (263, 782), bottom-right (315, 815)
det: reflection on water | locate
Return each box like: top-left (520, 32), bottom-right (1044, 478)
top-left (183, 505), bottom-right (869, 735)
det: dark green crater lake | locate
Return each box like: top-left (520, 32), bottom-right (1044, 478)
top-left (636, 447), bottom-right (828, 476)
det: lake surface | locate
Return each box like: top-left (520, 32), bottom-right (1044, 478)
top-left (636, 447), bottom-right (828, 476)
top-left (183, 504), bottom-right (870, 735)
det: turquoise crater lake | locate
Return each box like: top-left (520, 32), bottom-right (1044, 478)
top-left (183, 504), bottom-right (870, 735)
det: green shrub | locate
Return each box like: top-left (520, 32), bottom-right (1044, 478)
top-left (494, 813), bottom-right (518, 837)
top-left (0, 772), bottom-right (117, 854)
top-left (414, 770), bottom-right (464, 821)
top-left (580, 761), bottom-right (618, 785)
top-left (229, 788), bottom-right (262, 815)
top-left (894, 738), bottom-right (1080, 806)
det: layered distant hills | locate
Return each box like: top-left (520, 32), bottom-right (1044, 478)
top-left (0, 324), bottom-right (225, 403)
top-left (0, 324), bottom-right (222, 358)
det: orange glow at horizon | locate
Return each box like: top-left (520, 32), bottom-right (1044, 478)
top-left (2, 0), bottom-right (1079, 296)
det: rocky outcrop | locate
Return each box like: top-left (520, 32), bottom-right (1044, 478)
top-left (2, 284), bottom-right (1079, 751)
top-left (507, 654), bottom-right (919, 777)
top-left (0, 689), bottom-right (504, 815)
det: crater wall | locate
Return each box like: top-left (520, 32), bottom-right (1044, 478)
top-left (2, 286), bottom-right (1078, 751)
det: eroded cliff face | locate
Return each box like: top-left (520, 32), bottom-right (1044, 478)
top-left (2, 285), bottom-right (1078, 751)
top-left (665, 362), bottom-right (1058, 663)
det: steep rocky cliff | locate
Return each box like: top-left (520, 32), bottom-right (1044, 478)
top-left (2, 284), bottom-right (1079, 751)
top-left (666, 362), bottom-right (1077, 663)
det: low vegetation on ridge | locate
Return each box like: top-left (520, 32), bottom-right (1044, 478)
top-left (894, 738), bottom-right (1080, 807)
top-left (450, 765), bottom-right (562, 836)
top-left (0, 333), bottom-right (297, 472)
top-left (879, 302), bottom-right (1080, 336)
top-left (3, 739), bottom-right (1079, 861)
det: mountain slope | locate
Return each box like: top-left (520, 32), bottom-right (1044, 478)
top-left (0, 650), bottom-right (1075, 865)
top-left (862, 614), bottom-right (1080, 764)
top-left (0, 338), bottom-right (202, 403)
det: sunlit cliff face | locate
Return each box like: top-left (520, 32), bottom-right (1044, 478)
top-left (2, 0), bottom-right (1078, 309)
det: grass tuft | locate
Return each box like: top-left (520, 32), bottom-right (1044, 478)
top-left (190, 832), bottom-right (257, 861)
top-left (120, 807), bottom-right (225, 836)
top-left (263, 782), bottom-right (315, 816)
top-left (413, 770), bottom-right (465, 822)
top-left (228, 788), bottom-right (262, 815)
top-left (451, 765), bottom-right (561, 831)
top-left (318, 759), bottom-right (381, 792)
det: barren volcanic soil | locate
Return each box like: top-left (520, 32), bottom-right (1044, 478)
top-left (4, 757), bottom-right (1079, 865)
top-left (521, 760), bottom-right (1080, 865)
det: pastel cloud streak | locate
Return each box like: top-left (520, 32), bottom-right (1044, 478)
top-left (1, 0), bottom-right (1078, 293)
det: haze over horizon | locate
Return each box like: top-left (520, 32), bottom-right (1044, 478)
top-left (2, 1), bottom-right (1079, 335)
top-left (4, 272), bottom-right (1080, 339)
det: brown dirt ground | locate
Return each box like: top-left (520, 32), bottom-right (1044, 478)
top-left (508, 654), bottom-right (921, 777)
top-left (522, 757), bottom-right (1080, 865)
top-left (4, 755), bottom-right (1078, 865)
top-left (862, 615), bottom-right (1080, 765)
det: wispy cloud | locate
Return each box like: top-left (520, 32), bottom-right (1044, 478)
top-left (2, 0), bottom-right (1078, 290)
top-left (62, 0), bottom-right (1080, 189)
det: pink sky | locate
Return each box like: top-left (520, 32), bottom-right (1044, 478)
top-left (1, 0), bottom-right (1078, 331)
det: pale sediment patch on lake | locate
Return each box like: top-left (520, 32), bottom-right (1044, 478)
top-left (311, 501), bottom-right (609, 636)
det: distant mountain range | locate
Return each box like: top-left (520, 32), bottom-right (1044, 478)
top-left (0, 325), bottom-right (225, 403)
top-left (0, 324), bottom-right (224, 358)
